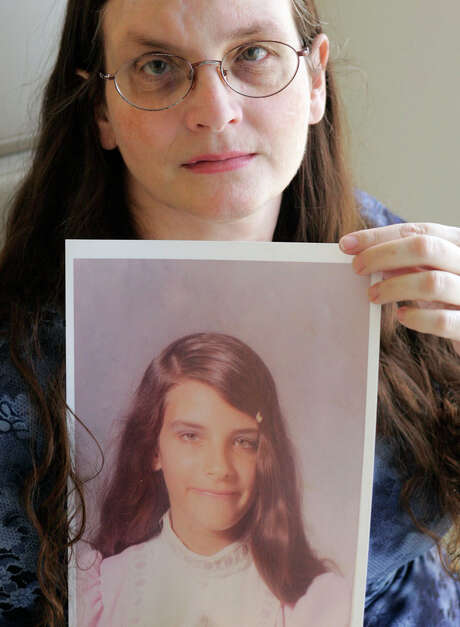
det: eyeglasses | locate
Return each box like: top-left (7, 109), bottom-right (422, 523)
top-left (99, 41), bottom-right (311, 111)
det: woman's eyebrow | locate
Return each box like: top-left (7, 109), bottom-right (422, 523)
top-left (124, 19), bottom-right (284, 54)
top-left (226, 19), bottom-right (285, 40)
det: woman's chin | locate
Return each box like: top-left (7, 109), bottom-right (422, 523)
top-left (184, 194), bottom-right (268, 224)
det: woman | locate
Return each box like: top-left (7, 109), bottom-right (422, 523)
top-left (0, 0), bottom-right (458, 625)
top-left (78, 332), bottom-right (349, 626)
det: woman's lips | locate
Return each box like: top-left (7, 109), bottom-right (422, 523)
top-left (182, 152), bottom-right (256, 174)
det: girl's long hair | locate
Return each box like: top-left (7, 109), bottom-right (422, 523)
top-left (94, 333), bottom-right (327, 604)
top-left (0, 0), bottom-right (458, 623)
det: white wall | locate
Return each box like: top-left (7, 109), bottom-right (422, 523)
top-left (0, 0), bottom-right (65, 155)
top-left (0, 0), bottom-right (65, 223)
top-left (317, 0), bottom-right (460, 225)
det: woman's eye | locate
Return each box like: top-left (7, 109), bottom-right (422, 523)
top-left (239, 46), bottom-right (269, 63)
top-left (141, 58), bottom-right (171, 76)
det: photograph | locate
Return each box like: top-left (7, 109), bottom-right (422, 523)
top-left (1, 1), bottom-right (459, 626)
top-left (66, 240), bottom-right (381, 626)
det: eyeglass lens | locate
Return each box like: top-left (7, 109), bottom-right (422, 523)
top-left (115, 42), bottom-right (300, 110)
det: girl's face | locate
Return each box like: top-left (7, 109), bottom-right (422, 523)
top-left (98, 0), bottom-right (328, 236)
top-left (154, 379), bottom-right (259, 555)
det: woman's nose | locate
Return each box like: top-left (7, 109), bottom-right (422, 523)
top-left (183, 63), bottom-right (243, 133)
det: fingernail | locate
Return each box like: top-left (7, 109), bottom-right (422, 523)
top-left (340, 234), bottom-right (359, 252)
top-left (368, 285), bottom-right (380, 302)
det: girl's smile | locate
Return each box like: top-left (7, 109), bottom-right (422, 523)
top-left (190, 489), bottom-right (239, 496)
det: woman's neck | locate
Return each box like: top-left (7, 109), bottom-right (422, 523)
top-left (131, 196), bottom-right (281, 242)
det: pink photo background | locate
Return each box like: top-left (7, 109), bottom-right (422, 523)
top-left (73, 257), bottom-right (371, 586)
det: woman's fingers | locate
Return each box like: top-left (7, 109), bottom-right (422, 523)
top-left (338, 222), bottom-right (460, 343)
top-left (397, 307), bottom-right (460, 341)
top-left (368, 271), bottom-right (460, 307)
top-left (352, 235), bottom-right (460, 276)
top-left (340, 222), bottom-right (460, 254)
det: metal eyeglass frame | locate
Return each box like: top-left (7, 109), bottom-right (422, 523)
top-left (99, 40), bottom-right (311, 111)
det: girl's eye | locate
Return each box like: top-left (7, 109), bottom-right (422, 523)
top-left (180, 432), bottom-right (198, 442)
top-left (238, 46), bottom-right (269, 63)
top-left (234, 437), bottom-right (258, 450)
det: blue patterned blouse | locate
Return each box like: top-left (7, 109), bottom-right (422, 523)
top-left (0, 192), bottom-right (458, 625)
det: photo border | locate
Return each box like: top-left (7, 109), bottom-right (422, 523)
top-left (65, 239), bottom-right (381, 627)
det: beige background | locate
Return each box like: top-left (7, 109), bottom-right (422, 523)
top-left (317, 0), bottom-right (459, 224)
top-left (1, 1), bottom-right (459, 226)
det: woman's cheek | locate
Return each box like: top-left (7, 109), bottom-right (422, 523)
top-left (107, 103), bottom-right (171, 159)
top-left (262, 86), bottom-right (309, 164)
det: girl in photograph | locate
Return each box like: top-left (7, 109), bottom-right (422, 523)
top-left (0, 0), bottom-right (458, 625)
top-left (78, 332), bottom-right (349, 626)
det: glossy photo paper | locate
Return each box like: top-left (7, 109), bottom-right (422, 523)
top-left (66, 240), bottom-right (381, 627)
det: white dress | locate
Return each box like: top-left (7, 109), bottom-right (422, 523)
top-left (77, 514), bottom-right (350, 627)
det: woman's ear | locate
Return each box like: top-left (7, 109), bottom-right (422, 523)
top-left (77, 69), bottom-right (118, 150)
top-left (76, 69), bottom-right (90, 80)
top-left (308, 33), bottom-right (330, 125)
top-left (95, 104), bottom-right (118, 150)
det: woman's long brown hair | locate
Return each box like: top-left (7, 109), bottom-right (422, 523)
top-left (94, 333), bottom-right (327, 604)
top-left (0, 0), bottom-right (458, 624)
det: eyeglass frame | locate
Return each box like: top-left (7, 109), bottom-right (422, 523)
top-left (99, 40), bottom-right (312, 111)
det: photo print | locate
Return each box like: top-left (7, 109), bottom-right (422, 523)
top-left (66, 240), bottom-right (381, 627)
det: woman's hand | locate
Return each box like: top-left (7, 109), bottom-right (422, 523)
top-left (339, 223), bottom-right (460, 351)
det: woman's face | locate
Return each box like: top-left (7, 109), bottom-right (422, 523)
top-left (98, 0), bottom-right (327, 235)
top-left (154, 379), bottom-right (259, 555)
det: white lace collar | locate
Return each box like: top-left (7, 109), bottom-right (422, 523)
top-left (160, 511), bottom-right (252, 578)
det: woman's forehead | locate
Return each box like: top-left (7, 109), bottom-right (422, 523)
top-left (102, 0), bottom-right (299, 57)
